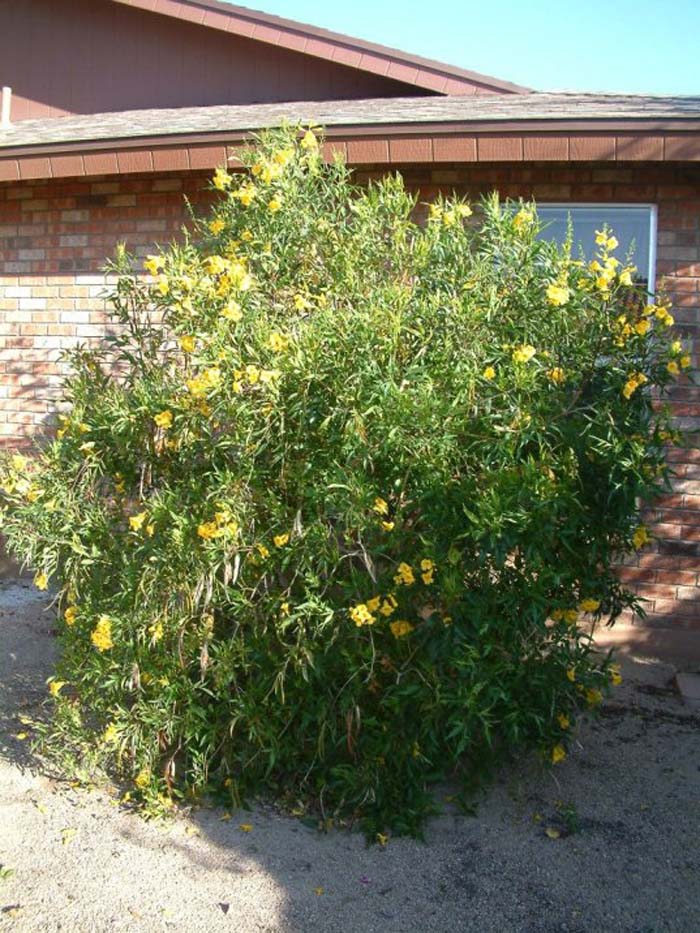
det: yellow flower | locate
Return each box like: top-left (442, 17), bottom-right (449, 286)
top-left (667, 361), bottom-right (680, 376)
top-left (273, 147), bottom-right (295, 166)
top-left (619, 266), bottom-right (636, 287)
top-left (153, 410), bottom-right (173, 430)
top-left (268, 332), bottom-right (289, 352)
top-left (563, 609), bottom-right (578, 625)
top-left (148, 621), bottom-right (164, 643)
top-left (261, 163), bottom-right (283, 184)
top-left (179, 335), bottom-right (196, 354)
top-left (372, 497), bottom-right (389, 516)
top-left (364, 596), bottom-right (381, 613)
top-left (482, 365), bottom-right (496, 380)
top-left (135, 768), bottom-right (151, 789)
top-left (379, 595), bottom-right (398, 617)
top-left (256, 543), bottom-right (270, 559)
top-left (300, 129), bottom-right (319, 150)
top-left (594, 230), bottom-right (618, 251)
top-left (267, 197), bottom-right (282, 212)
top-left (64, 606), bottom-right (78, 626)
top-left (547, 367), bottom-right (566, 385)
top-left (213, 167), bottom-right (231, 191)
top-left (197, 521), bottom-right (219, 540)
top-left (512, 344), bottom-right (536, 364)
top-left (143, 255), bottom-right (164, 276)
top-left (513, 207), bottom-right (534, 230)
top-left (566, 668), bottom-right (576, 683)
top-left (586, 688), bottom-right (603, 707)
top-left (578, 598), bottom-right (600, 613)
top-left (273, 532), bottom-right (290, 547)
top-left (546, 283), bottom-right (570, 307)
top-left (209, 218), bottom-right (225, 235)
top-left (239, 823), bottom-right (253, 832)
top-left (622, 372), bottom-right (647, 399)
top-left (634, 319), bottom-right (651, 336)
top-left (655, 306), bottom-right (674, 327)
top-left (390, 619), bottom-right (414, 638)
top-left (48, 680), bottom-right (67, 697)
top-left (204, 254), bottom-right (228, 276)
top-left (350, 603), bottom-right (375, 627)
top-left (610, 664), bottom-right (623, 686)
top-left (91, 615), bottom-right (113, 652)
top-left (551, 744), bottom-right (566, 765)
top-left (632, 525), bottom-right (651, 549)
top-left (393, 562), bottom-right (415, 586)
top-left (245, 364), bottom-right (260, 385)
top-left (376, 833), bottom-right (389, 846)
top-left (381, 521), bottom-right (395, 532)
top-left (187, 367), bottom-right (220, 397)
top-left (34, 572), bottom-right (49, 591)
top-left (103, 723), bottom-right (118, 744)
top-left (221, 301), bottom-right (243, 322)
top-left (155, 275), bottom-right (169, 296)
top-left (557, 713), bottom-right (570, 730)
top-left (129, 511), bottom-right (148, 532)
top-left (234, 184), bottom-right (257, 207)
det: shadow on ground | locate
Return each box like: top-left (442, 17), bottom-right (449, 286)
top-left (1, 581), bottom-right (699, 932)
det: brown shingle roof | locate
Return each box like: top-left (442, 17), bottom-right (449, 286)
top-left (1, 92), bottom-right (699, 182)
top-left (2, 93), bottom-right (700, 151)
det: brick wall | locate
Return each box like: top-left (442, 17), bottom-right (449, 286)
top-left (0, 161), bottom-right (698, 628)
top-left (0, 172), bottom-right (213, 443)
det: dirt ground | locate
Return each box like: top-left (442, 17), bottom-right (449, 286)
top-left (1, 580), bottom-right (699, 933)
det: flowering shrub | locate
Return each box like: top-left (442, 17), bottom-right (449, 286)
top-left (0, 127), bottom-right (689, 836)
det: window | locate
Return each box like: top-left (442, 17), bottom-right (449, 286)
top-left (536, 204), bottom-right (657, 292)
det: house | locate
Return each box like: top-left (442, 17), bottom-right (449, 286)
top-left (0, 0), bottom-right (698, 631)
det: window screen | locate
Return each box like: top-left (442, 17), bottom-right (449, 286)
top-left (536, 205), bottom-right (656, 290)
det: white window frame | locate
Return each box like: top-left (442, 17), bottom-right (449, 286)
top-left (536, 203), bottom-right (658, 295)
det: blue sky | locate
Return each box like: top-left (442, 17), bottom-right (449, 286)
top-left (236, 0), bottom-right (699, 95)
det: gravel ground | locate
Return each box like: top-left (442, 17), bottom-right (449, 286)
top-left (1, 580), bottom-right (699, 933)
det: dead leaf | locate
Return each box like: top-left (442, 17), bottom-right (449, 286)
top-left (239, 823), bottom-right (253, 833)
top-left (545, 826), bottom-right (561, 840)
top-left (314, 887), bottom-right (324, 896)
top-left (219, 903), bottom-right (230, 914)
top-left (219, 812), bottom-right (232, 822)
top-left (61, 828), bottom-right (77, 845)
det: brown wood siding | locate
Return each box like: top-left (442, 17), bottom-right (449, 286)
top-left (0, 0), bottom-right (432, 122)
